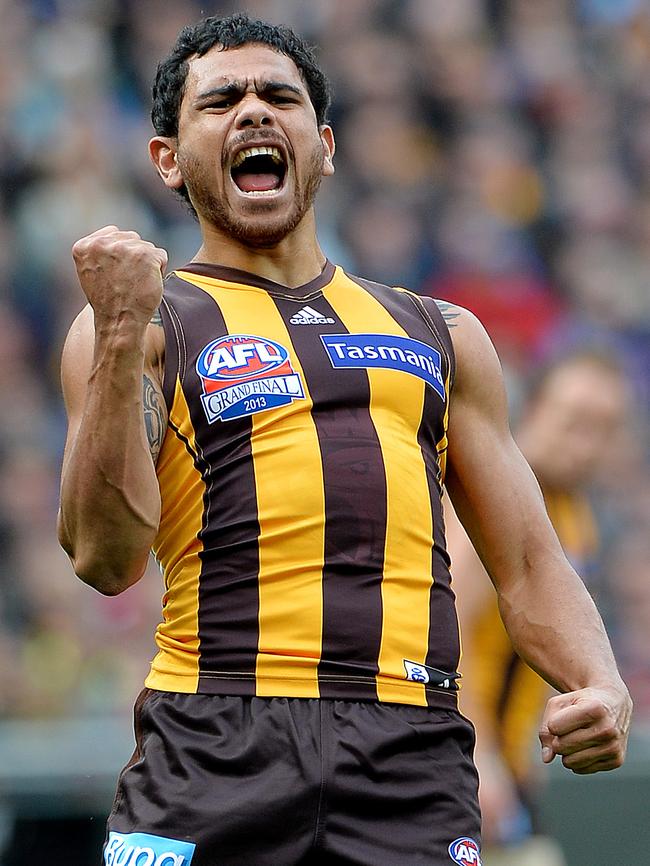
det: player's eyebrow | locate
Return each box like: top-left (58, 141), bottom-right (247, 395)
top-left (257, 80), bottom-right (303, 97)
top-left (194, 82), bottom-right (246, 104)
top-left (194, 80), bottom-right (304, 105)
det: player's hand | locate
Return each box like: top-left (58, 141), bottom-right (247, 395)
top-left (72, 226), bottom-right (167, 327)
top-left (538, 685), bottom-right (632, 774)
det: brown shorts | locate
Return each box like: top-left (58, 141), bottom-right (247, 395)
top-left (104, 690), bottom-right (481, 866)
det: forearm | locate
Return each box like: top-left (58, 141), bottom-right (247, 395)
top-left (497, 549), bottom-right (625, 696)
top-left (445, 305), bottom-right (631, 772)
top-left (59, 316), bottom-right (161, 593)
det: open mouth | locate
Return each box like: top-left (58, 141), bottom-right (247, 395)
top-left (230, 146), bottom-right (287, 196)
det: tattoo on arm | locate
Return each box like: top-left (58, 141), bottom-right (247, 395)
top-left (434, 300), bottom-right (461, 329)
top-left (143, 374), bottom-right (166, 464)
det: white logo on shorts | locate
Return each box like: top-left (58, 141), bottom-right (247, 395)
top-left (104, 831), bottom-right (196, 865)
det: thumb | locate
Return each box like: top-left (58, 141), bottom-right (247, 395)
top-left (539, 695), bottom-right (568, 764)
top-left (538, 722), bottom-right (555, 764)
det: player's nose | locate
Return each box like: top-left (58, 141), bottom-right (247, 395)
top-left (235, 94), bottom-right (275, 129)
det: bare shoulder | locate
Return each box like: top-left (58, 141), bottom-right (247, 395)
top-left (433, 299), bottom-right (464, 330)
top-left (433, 299), bottom-right (488, 343)
top-left (433, 301), bottom-right (501, 395)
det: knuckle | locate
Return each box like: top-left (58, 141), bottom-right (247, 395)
top-left (599, 722), bottom-right (618, 741)
top-left (132, 244), bottom-right (156, 261)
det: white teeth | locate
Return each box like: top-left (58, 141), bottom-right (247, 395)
top-left (232, 146), bottom-right (283, 168)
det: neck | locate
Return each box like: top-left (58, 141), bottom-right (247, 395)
top-left (192, 209), bottom-right (327, 288)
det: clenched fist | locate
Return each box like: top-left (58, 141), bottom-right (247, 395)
top-left (72, 226), bottom-right (168, 327)
top-left (538, 684), bottom-right (632, 775)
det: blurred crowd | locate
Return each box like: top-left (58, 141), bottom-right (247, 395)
top-left (0, 0), bottom-right (648, 731)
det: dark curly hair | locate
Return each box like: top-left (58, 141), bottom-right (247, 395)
top-left (151, 13), bottom-right (332, 138)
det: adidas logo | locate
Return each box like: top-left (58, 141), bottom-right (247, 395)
top-left (289, 305), bottom-right (335, 325)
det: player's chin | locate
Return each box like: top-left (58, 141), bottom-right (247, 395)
top-left (225, 210), bottom-right (301, 248)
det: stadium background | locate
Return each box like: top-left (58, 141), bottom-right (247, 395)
top-left (0, 0), bottom-right (648, 863)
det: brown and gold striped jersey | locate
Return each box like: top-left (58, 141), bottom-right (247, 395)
top-left (145, 260), bottom-right (458, 708)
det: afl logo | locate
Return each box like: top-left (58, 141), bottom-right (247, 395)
top-left (197, 334), bottom-right (288, 380)
top-left (448, 837), bottom-right (482, 866)
top-left (196, 334), bottom-right (305, 423)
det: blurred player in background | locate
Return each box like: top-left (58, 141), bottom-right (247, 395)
top-left (57, 13), bottom-right (631, 866)
top-left (447, 350), bottom-right (632, 866)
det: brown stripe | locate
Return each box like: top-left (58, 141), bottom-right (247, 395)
top-left (496, 651), bottom-right (522, 730)
top-left (418, 383), bottom-right (461, 706)
top-left (159, 295), bottom-right (180, 414)
top-left (163, 275), bottom-right (261, 692)
top-left (272, 293), bottom-right (385, 699)
top-left (413, 294), bottom-right (456, 386)
top-left (348, 277), bottom-right (460, 703)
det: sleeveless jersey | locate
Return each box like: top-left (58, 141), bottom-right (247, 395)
top-left (145, 260), bottom-right (458, 708)
top-left (461, 487), bottom-right (599, 782)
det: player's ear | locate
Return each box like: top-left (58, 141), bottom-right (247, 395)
top-left (320, 125), bottom-right (335, 177)
top-left (149, 137), bottom-right (184, 190)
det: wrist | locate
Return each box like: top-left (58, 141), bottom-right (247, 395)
top-left (583, 675), bottom-right (630, 699)
top-left (93, 309), bottom-right (150, 344)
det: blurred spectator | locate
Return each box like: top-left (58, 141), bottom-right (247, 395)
top-left (446, 350), bottom-right (635, 866)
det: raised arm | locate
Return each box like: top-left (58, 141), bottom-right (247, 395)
top-left (442, 303), bottom-right (631, 774)
top-left (58, 227), bottom-right (168, 596)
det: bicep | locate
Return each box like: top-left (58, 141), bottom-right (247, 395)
top-left (60, 305), bottom-right (95, 475)
top-left (60, 306), bottom-right (168, 470)
top-left (444, 311), bottom-right (562, 590)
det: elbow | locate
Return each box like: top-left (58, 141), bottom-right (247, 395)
top-left (72, 556), bottom-right (145, 596)
top-left (56, 511), bottom-right (150, 595)
top-left (58, 531), bottom-right (146, 596)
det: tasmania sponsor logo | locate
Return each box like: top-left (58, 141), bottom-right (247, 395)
top-left (196, 334), bottom-right (305, 422)
top-left (321, 333), bottom-right (446, 400)
top-left (104, 831), bottom-right (196, 865)
top-left (448, 837), bottom-right (482, 866)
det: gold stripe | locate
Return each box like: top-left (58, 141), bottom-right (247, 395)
top-left (500, 656), bottom-right (549, 781)
top-left (146, 379), bottom-right (204, 692)
top-left (194, 281), bottom-right (325, 697)
top-left (325, 270), bottom-right (435, 705)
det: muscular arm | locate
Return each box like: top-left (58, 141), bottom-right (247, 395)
top-left (444, 492), bottom-right (528, 841)
top-left (443, 304), bottom-right (631, 774)
top-left (58, 227), bottom-right (168, 595)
